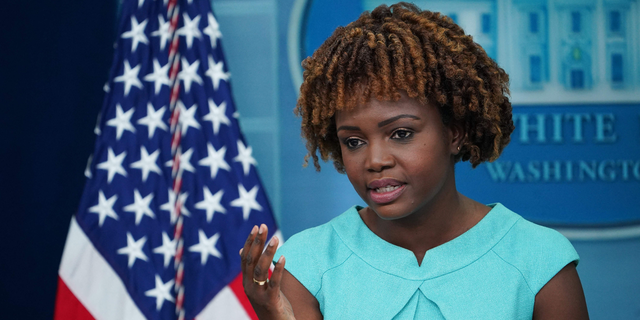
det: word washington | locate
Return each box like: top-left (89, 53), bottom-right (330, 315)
top-left (485, 160), bottom-right (640, 182)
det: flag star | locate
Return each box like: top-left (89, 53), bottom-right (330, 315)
top-left (189, 230), bottom-right (222, 265)
top-left (178, 192), bottom-right (191, 217)
top-left (205, 56), bottom-right (230, 91)
top-left (195, 187), bottom-right (226, 223)
top-left (198, 143), bottom-right (230, 178)
top-left (123, 189), bottom-right (155, 225)
top-left (84, 154), bottom-right (93, 179)
top-left (160, 190), bottom-right (177, 223)
top-left (97, 148), bottom-right (127, 183)
top-left (88, 190), bottom-right (119, 227)
top-left (145, 275), bottom-right (175, 311)
top-left (137, 0), bottom-right (145, 8)
top-left (160, 190), bottom-right (191, 224)
top-left (121, 16), bottom-right (148, 52)
top-left (180, 148), bottom-right (196, 173)
top-left (153, 232), bottom-right (176, 268)
top-left (178, 101), bottom-right (201, 135)
top-left (203, 13), bottom-right (222, 48)
top-left (143, 59), bottom-right (171, 95)
top-left (114, 60), bottom-right (143, 96)
top-left (137, 103), bottom-right (168, 139)
top-left (230, 184), bottom-right (263, 220)
top-left (177, 13), bottom-right (201, 49)
top-left (203, 99), bottom-right (230, 135)
top-left (106, 104), bottom-right (136, 140)
top-left (178, 58), bottom-right (203, 93)
top-left (94, 112), bottom-right (102, 135)
top-left (117, 233), bottom-right (149, 268)
top-left (130, 146), bottom-right (162, 182)
top-left (233, 140), bottom-right (257, 176)
top-left (151, 15), bottom-right (171, 50)
top-left (166, 147), bottom-right (196, 175)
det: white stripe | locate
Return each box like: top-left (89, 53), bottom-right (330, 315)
top-left (59, 217), bottom-right (146, 320)
top-left (557, 224), bottom-right (640, 241)
top-left (195, 287), bottom-right (251, 320)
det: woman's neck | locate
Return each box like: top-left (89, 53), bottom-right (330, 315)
top-left (362, 190), bottom-right (490, 266)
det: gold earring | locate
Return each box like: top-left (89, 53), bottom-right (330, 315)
top-left (457, 145), bottom-right (461, 151)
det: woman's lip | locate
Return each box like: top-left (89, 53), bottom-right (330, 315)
top-left (368, 184), bottom-right (406, 204)
top-left (367, 178), bottom-right (404, 189)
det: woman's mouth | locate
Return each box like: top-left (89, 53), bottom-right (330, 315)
top-left (367, 180), bottom-right (406, 204)
top-left (374, 185), bottom-right (402, 193)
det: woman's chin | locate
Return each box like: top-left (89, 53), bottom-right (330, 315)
top-left (367, 203), bottom-right (413, 221)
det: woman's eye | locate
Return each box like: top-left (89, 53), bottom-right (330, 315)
top-left (344, 138), bottom-right (364, 149)
top-left (391, 129), bottom-right (413, 139)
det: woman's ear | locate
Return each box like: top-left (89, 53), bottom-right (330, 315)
top-left (449, 122), bottom-right (465, 155)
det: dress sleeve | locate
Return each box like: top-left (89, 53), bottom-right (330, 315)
top-left (492, 218), bottom-right (580, 295)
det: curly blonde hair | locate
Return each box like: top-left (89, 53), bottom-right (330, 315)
top-left (295, 2), bottom-right (514, 173)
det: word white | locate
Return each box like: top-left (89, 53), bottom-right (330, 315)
top-left (513, 113), bottom-right (617, 144)
top-left (486, 160), bottom-right (640, 182)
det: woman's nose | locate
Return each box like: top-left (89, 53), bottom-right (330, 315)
top-left (365, 141), bottom-right (395, 172)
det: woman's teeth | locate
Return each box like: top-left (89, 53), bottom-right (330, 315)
top-left (375, 185), bottom-right (400, 193)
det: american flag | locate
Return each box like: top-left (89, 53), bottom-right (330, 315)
top-left (54, 0), bottom-right (278, 319)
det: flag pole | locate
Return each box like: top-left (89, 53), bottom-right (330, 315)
top-left (165, 0), bottom-right (187, 319)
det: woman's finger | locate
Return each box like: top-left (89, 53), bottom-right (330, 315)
top-left (268, 255), bottom-right (285, 294)
top-left (241, 225), bottom-right (258, 257)
top-left (254, 235), bottom-right (279, 286)
top-left (245, 224), bottom-right (268, 278)
top-left (240, 225), bottom-right (258, 283)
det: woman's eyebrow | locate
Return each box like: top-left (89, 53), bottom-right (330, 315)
top-left (378, 114), bottom-right (421, 127)
top-left (336, 125), bottom-right (360, 132)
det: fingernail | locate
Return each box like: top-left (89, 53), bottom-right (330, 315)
top-left (250, 225), bottom-right (258, 235)
top-left (268, 237), bottom-right (276, 247)
top-left (278, 255), bottom-right (284, 264)
top-left (239, 248), bottom-right (243, 255)
top-left (258, 224), bottom-right (266, 235)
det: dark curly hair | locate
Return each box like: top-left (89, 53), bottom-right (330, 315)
top-left (295, 2), bottom-right (514, 173)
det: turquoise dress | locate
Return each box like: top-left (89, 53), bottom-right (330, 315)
top-left (275, 203), bottom-right (579, 319)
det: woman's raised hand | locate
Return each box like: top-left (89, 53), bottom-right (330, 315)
top-left (240, 224), bottom-right (295, 320)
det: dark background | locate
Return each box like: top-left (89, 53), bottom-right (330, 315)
top-left (0, 1), bottom-right (117, 318)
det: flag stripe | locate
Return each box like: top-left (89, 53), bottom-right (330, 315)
top-left (58, 217), bottom-right (146, 320)
top-left (229, 273), bottom-right (260, 320)
top-left (196, 286), bottom-right (252, 320)
top-left (54, 277), bottom-right (96, 320)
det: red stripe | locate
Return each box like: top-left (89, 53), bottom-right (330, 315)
top-left (229, 273), bottom-right (260, 320)
top-left (54, 276), bottom-right (95, 320)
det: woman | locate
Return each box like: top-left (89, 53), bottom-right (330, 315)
top-left (240, 3), bottom-right (589, 319)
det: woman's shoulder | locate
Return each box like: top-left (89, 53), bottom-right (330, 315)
top-left (489, 204), bottom-right (580, 294)
top-left (492, 206), bottom-right (578, 260)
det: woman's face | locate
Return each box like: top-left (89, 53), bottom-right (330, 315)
top-left (335, 93), bottom-right (458, 220)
